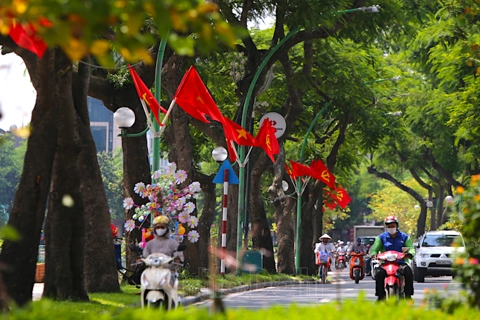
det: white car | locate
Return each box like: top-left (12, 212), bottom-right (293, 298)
top-left (413, 230), bottom-right (465, 282)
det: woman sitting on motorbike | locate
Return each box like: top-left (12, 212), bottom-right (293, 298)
top-left (143, 215), bottom-right (184, 278)
top-left (314, 234), bottom-right (336, 271)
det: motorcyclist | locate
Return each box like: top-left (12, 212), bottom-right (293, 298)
top-left (348, 237), bottom-right (367, 256)
top-left (143, 215), bottom-right (184, 283)
top-left (370, 215), bottom-right (415, 300)
top-left (314, 234), bottom-right (336, 271)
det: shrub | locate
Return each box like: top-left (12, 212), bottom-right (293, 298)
top-left (452, 175), bottom-right (480, 307)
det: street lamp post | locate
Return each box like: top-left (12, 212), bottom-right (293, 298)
top-left (237, 6), bottom-right (380, 274)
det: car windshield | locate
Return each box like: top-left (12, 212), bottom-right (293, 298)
top-left (422, 234), bottom-right (461, 247)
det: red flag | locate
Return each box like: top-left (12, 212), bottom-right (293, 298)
top-left (222, 117), bottom-right (257, 147)
top-left (289, 160), bottom-right (314, 178)
top-left (8, 21), bottom-right (47, 58)
top-left (174, 66), bottom-right (224, 124)
top-left (128, 66), bottom-right (167, 125)
top-left (256, 118), bottom-right (279, 162)
top-left (329, 187), bottom-right (352, 209)
top-left (285, 163), bottom-right (294, 180)
top-left (309, 159), bottom-right (336, 189)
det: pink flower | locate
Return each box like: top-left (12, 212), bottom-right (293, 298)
top-left (188, 216), bottom-right (199, 228)
top-left (187, 230), bottom-right (200, 243)
top-left (469, 257), bottom-right (479, 265)
top-left (134, 182), bottom-right (146, 196)
top-left (175, 170), bottom-right (187, 183)
top-left (178, 211), bottom-right (191, 223)
top-left (124, 219), bottom-right (135, 232)
top-left (123, 197), bottom-right (134, 209)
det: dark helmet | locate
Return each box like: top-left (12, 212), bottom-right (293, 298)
top-left (356, 237), bottom-right (362, 242)
top-left (384, 215), bottom-right (398, 225)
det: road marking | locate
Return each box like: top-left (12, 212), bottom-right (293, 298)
top-left (319, 298), bottom-right (330, 303)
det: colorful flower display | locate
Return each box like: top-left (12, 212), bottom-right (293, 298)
top-left (123, 163), bottom-right (201, 243)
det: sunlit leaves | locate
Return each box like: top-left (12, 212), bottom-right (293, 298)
top-left (0, 0), bottom-right (241, 67)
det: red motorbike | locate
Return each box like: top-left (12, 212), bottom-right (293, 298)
top-left (376, 250), bottom-right (406, 299)
top-left (336, 251), bottom-right (347, 270)
top-left (349, 251), bottom-right (366, 284)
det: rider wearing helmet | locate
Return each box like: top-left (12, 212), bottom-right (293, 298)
top-left (369, 216), bottom-right (415, 300)
top-left (143, 215), bottom-right (184, 265)
top-left (347, 237), bottom-right (367, 255)
top-left (314, 234), bottom-right (336, 271)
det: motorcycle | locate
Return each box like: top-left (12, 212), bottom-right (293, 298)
top-left (335, 251), bottom-right (347, 270)
top-left (376, 250), bottom-right (406, 299)
top-left (370, 257), bottom-right (380, 280)
top-left (315, 251), bottom-right (330, 284)
top-left (140, 244), bottom-right (186, 309)
top-left (349, 251), bottom-right (366, 284)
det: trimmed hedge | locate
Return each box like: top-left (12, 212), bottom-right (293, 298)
top-left (4, 297), bottom-right (480, 320)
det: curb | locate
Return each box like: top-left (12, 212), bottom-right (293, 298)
top-left (179, 280), bottom-right (320, 306)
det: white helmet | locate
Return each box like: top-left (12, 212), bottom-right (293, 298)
top-left (347, 241), bottom-right (350, 245)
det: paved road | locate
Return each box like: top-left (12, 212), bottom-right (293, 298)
top-left (192, 269), bottom-right (462, 309)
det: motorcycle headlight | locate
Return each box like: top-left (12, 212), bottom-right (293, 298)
top-left (149, 256), bottom-right (164, 267)
top-left (141, 273), bottom-right (150, 287)
top-left (354, 258), bottom-right (360, 266)
top-left (385, 253), bottom-right (397, 262)
top-left (159, 275), bottom-right (169, 286)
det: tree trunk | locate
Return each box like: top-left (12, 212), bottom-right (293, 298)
top-left (299, 181), bottom-right (323, 275)
top-left (0, 48), bottom-right (58, 306)
top-left (74, 59), bottom-right (120, 292)
top-left (195, 173), bottom-right (216, 270)
top-left (250, 153), bottom-right (276, 273)
top-left (43, 50), bottom-right (88, 301)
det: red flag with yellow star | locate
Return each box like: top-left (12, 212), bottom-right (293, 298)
top-left (129, 65), bottom-right (167, 125)
top-left (256, 117), bottom-right (279, 162)
top-left (222, 117), bottom-right (257, 147)
top-left (174, 66), bottom-right (224, 124)
top-left (309, 159), bottom-right (336, 189)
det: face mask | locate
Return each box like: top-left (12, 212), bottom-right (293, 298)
top-left (386, 227), bottom-right (397, 235)
top-left (322, 241), bottom-right (328, 244)
top-left (155, 228), bottom-right (167, 236)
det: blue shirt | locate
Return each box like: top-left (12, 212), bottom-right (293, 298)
top-left (373, 230), bottom-right (411, 264)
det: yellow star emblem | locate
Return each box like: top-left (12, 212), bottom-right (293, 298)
top-left (236, 129), bottom-right (247, 140)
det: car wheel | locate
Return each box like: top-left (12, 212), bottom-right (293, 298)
top-left (417, 267), bottom-right (426, 283)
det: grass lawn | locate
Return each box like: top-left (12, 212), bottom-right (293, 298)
top-left (31, 273), bottom-right (318, 315)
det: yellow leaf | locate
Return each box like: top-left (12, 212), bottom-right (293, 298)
top-left (62, 38), bottom-right (88, 62)
top-left (11, 125), bottom-right (30, 138)
top-left (12, 0), bottom-right (27, 14)
top-left (477, 66), bottom-right (480, 74)
top-left (90, 40), bottom-right (110, 56)
top-left (467, 60), bottom-right (473, 66)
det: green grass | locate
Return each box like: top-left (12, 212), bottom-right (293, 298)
top-left (28, 273), bottom-right (318, 315)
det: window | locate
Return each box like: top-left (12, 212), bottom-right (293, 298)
top-left (422, 234), bottom-right (461, 247)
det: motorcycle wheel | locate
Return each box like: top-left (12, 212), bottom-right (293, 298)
top-left (321, 266), bottom-right (327, 284)
top-left (354, 269), bottom-right (360, 284)
top-left (146, 300), bottom-right (163, 308)
top-left (385, 284), bottom-right (399, 300)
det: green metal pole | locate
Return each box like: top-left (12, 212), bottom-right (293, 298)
top-left (295, 101), bottom-right (332, 274)
top-left (237, 27), bottom-right (301, 273)
top-left (152, 39), bottom-right (167, 172)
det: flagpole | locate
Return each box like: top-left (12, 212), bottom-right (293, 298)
top-left (157, 99), bottom-right (176, 137)
top-left (152, 37), bottom-right (168, 172)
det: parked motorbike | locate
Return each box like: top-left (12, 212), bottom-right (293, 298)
top-left (140, 244), bottom-right (186, 309)
top-left (376, 250), bottom-right (406, 299)
top-left (335, 251), bottom-right (347, 270)
top-left (349, 251), bottom-right (366, 284)
top-left (315, 251), bottom-right (330, 284)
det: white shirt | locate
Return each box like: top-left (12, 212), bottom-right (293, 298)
top-left (314, 242), bottom-right (335, 253)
